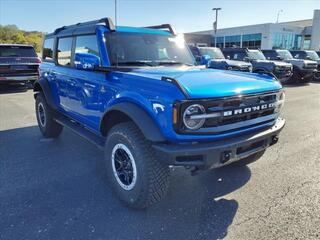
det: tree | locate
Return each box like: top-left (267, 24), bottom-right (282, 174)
top-left (0, 25), bottom-right (44, 53)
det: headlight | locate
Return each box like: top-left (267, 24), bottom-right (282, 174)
top-left (183, 104), bottom-right (206, 130)
top-left (275, 91), bottom-right (285, 113)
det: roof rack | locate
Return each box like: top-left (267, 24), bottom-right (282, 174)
top-left (144, 24), bottom-right (176, 35)
top-left (54, 17), bottom-right (115, 34)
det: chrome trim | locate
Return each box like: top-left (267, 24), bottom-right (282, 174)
top-left (0, 76), bottom-right (38, 81)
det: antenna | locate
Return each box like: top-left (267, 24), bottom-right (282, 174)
top-left (115, 0), bottom-right (117, 26)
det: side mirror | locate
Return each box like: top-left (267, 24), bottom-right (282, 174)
top-left (74, 52), bottom-right (100, 70)
top-left (195, 55), bottom-right (202, 64)
top-left (200, 54), bottom-right (211, 65)
top-left (305, 56), bottom-right (312, 60)
top-left (226, 55), bottom-right (231, 60)
top-left (207, 60), bottom-right (215, 68)
top-left (276, 56), bottom-right (284, 60)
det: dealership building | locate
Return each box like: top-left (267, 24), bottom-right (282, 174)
top-left (185, 9), bottom-right (320, 50)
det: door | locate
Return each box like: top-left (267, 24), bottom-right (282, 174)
top-left (54, 35), bottom-right (104, 131)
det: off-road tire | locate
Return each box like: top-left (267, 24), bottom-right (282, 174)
top-left (105, 122), bottom-right (170, 209)
top-left (35, 92), bottom-right (63, 138)
top-left (230, 150), bottom-right (266, 167)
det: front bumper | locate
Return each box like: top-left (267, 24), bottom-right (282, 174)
top-left (153, 118), bottom-right (285, 170)
top-left (0, 75), bottom-right (38, 83)
top-left (299, 69), bottom-right (317, 81)
top-left (274, 70), bottom-right (293, 81)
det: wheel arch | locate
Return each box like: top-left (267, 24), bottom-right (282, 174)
top-left (33, 78), bottom-right (57, 110)
top-left (100, 102), bottom-right (166, 142)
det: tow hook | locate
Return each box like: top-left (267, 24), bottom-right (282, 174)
top-left (221, 150), bottom-right (232, 164)
top-left (270, 135), bottom-right (279, 146)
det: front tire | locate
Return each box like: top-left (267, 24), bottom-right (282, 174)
top-left (105, 122), bottom-right (170, 209)
top-left (35, 92), bottom-right (63, 138)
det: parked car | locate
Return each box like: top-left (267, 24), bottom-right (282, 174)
top-left (189, 46), bottom-right (252, 72)
top-left (34, 18), bottom-right (285, 209)
top-left (222, 48), bottom-right (293, 83)
top-left (262, 49), bottom-right (318, 83)
top-left (0, 44), bottom-right (40, 87)
top-left (290, 50), bottom-right (320, 80)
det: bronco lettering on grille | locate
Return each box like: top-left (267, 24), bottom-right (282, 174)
top-left (223, 103), bottom-right (276, 117)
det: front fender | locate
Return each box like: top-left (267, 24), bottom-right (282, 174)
top-left (101, 102), bottom-right (166, 142)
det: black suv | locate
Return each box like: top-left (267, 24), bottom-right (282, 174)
top-left (290, 50), bottom-right (320, 80)
top-left (0, 44), bottom-right (40, 87)
top-left (263, 49), bottom-right (318, 82)
top-left (222, 48), bottom-right (293, 83)
top-left (190, 46), bottom-right (252, 72)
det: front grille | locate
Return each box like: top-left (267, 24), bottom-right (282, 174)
top-left (276, 66), bottom-right (291, 73)
top-left (204, 93), bottom-right (277, 128)
top-left (177, 91), bottom-right (280, 135)
top-left (304, 64), bottom-right (317, 69)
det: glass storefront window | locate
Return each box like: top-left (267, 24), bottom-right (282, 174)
top-left (225, 35), bottom-right (241, 48)
top-left (294, 35), bottom-right (302, 50)
top-left (303, 35), bottom-right (311, 50)
top-left (242, 33), bottom-right (262, 49)
top-left (272, 32), bottom-right (295, 49)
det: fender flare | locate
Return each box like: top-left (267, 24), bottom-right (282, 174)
top-left (100, 102), bottom-right (166, 142)
top-left (33, 78), bottom-right (57, 110)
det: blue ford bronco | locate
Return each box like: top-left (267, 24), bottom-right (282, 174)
top-left (34, 18), bottom-right (285, 209)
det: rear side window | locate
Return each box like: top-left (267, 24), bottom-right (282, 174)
top-left (75, 35), bottom-right (100, 57)
top-left (57, 37), bottom-right (73, 66)
top-left (42, 38), bottom-right (54, 61)
top-left (264, 51), bottom-right (276, 60)
top-left (0, 46), bottom-right (36, 57)
top-left (232, 52), bottom-right (246, 61)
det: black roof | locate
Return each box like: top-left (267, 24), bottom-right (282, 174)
top-left (222, 48), bottom-right (247, 52)
top-left (45, 18), bottom-right (176, 39)
top-left (45, 17), bottom-right (115, 38)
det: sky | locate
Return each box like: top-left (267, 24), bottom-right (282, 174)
top-left (0, 0), bottom-right (319, 33)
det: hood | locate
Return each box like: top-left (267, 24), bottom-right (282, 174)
top-left (127, 66), bottom-right (282, 99)
top-left (271, 60), bottom-right (292, 67)
top-left (253, 59), bottom-right (290, 66)
top-left (222, 59), bottom-right (252, 67)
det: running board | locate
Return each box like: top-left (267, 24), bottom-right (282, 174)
top-left (54, 115), bottom-right (105, 150)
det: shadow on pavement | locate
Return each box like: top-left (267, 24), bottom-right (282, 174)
top-left (0, 125), bottom-right (251, 240)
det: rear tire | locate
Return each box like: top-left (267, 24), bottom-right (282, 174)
top-left (35, 92), bottom-right (63, 138)
top-left (105, 122), bottom-right (170, 209)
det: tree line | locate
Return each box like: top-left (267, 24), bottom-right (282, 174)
top-left (0, 25), bottom-right (44, 53)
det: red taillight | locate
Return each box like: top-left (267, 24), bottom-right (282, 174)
top-left (36, 57), bottom-right (42, 64)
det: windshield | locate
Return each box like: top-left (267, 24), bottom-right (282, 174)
top-left (105, 32), bottom-right (195, 66)
top-left (0, 46), bottom-right (37, 57)
top-left (247, 50), bottom-right (266, 60)
top-left (277, 50), bottom-right (293, 60)
top-left (306, 51), bottom-right (320, 60)
top-left (199, 48), bottom-right (225, 59)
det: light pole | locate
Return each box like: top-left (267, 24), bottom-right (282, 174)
top-left (212, 7), bottom-right (222, 47)
top-left (276, 9), bottom-right (283, 23)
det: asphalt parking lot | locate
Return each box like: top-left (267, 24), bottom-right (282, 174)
top-left (0, 83), bottom-right (320, 240)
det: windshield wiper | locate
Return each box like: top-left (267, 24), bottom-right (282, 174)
top-left (116, 61), bottom-right (155, 66)
top-left (155, 61), bottom-right (193, 66)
